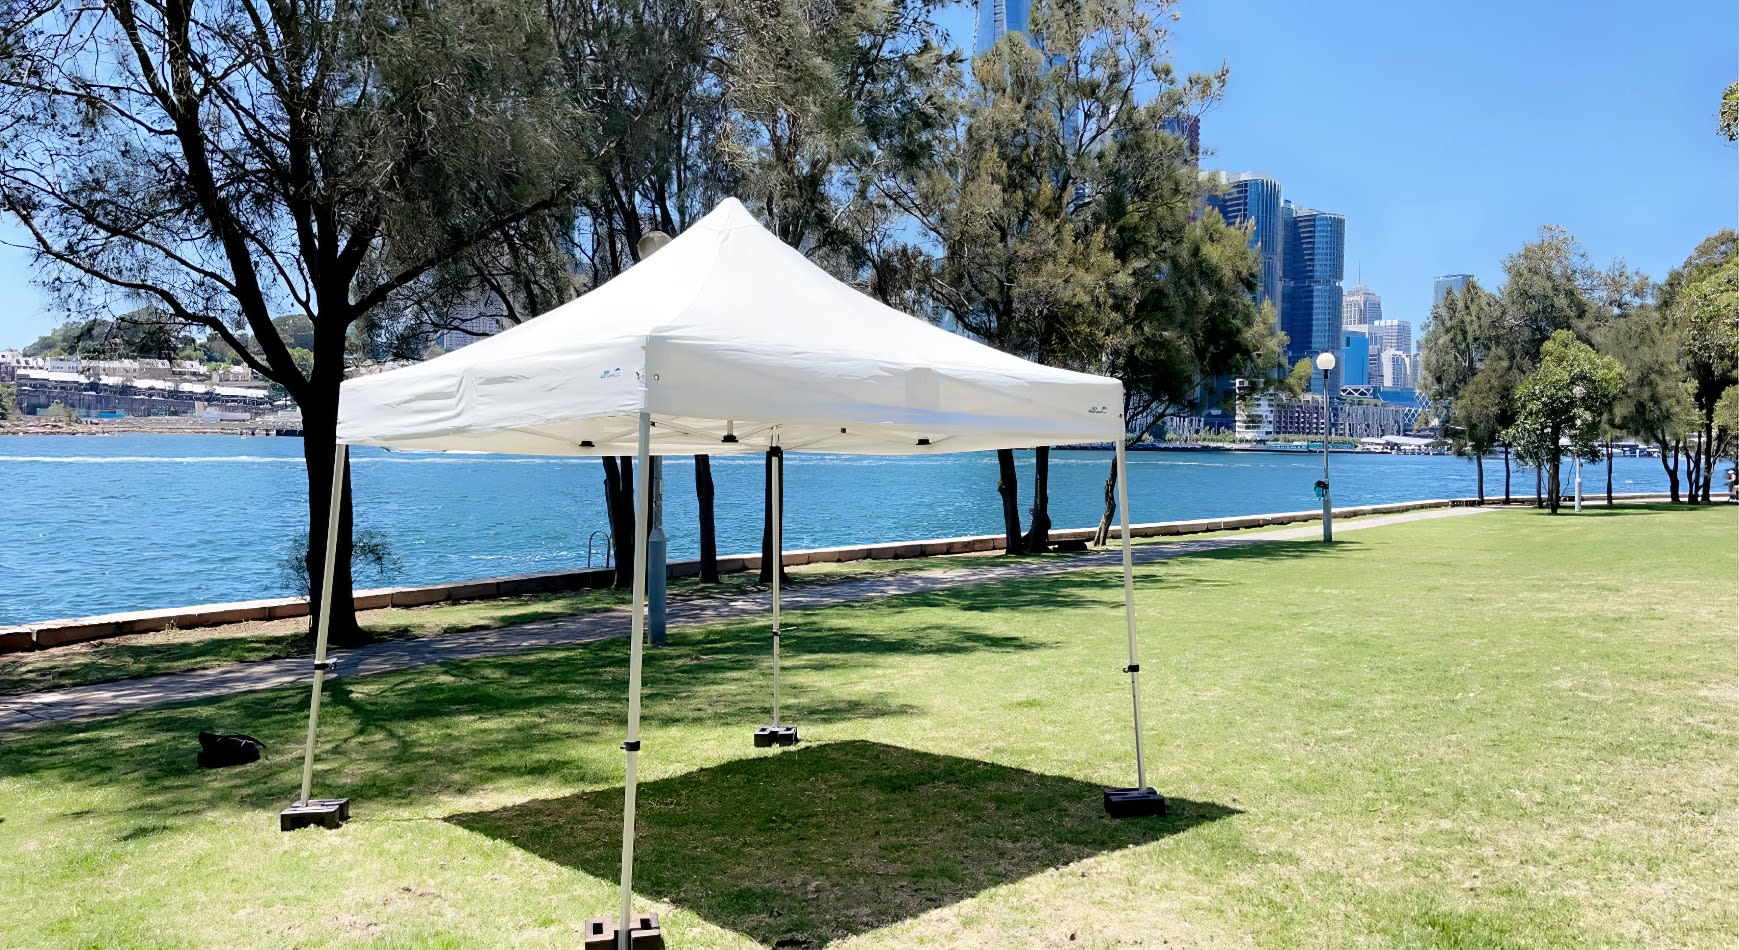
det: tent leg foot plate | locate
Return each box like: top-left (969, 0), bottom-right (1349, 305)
top-left (583, 914), bottom-right (663, 949)
top-left (1103, 787), bottom-right (1166, 818)
top-left (280, 798), bottom-right (350, 831)
top-left (754, 725), bottom-right (799, 747)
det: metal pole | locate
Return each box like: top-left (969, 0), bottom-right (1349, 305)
top-left (297, 442), bottom-right (348, 806)
top-left (1115, 439), bottom-right (1147, 791)
top-left (618, 412), bottom-right (652, 950)
top-left (771, 443), bottom-right (782, 727)
top-left (1574, 450), bottom-right (1583, 513)
top-left (648, 457), bottom-right (666, 646)
top-left (1321, 375), bottom-right (1333, 542)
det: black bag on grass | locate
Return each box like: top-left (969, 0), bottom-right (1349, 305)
top-left (197, 732), bottom-right (265, 768)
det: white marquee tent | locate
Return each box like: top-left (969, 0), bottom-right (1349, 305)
top-left (289, 198), bottom-right (1160, 947)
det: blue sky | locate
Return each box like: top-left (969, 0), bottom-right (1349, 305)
top-left (1, 0), bottom-right (1734, 348)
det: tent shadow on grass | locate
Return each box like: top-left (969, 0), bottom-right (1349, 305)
top-left (447, 739), bottom-right (1238, 948)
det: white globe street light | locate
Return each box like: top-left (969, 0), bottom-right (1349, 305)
top-left (1572, 383), bottom-right (1585, 513)
top-left (1315, 351), bottom-right (1336, 542)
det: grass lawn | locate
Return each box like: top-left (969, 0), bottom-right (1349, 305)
top-left (1, 505), bottom-right (1734, 948)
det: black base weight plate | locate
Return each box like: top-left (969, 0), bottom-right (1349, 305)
top-left (1103, 786), bottom-right (1167, 818)
top-left (280, 797), bottom-right (351, 831)
top-left (753, 724), bottom-right (799, 747)
top-left (582, 913), bottom-right (664, 949)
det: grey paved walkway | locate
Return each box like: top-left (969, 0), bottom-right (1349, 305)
top-left (0, 507), bottom-right (1487, 730)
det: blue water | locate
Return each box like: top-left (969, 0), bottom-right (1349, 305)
top-left (0, 434), bottom-right (1676, 624)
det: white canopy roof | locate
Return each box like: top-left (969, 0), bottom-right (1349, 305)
top-left (337, 198), bottom-right (1124, 456)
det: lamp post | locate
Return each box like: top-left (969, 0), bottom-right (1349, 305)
top-left (1315, 351), bottom-right (1336, 542)
top-left (1572, 383), bottom-right (1585, 514)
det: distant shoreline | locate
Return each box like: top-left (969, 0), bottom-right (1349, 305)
top-left (0, 420), bottom-right (300, 437)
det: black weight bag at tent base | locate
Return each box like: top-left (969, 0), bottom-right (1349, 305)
top-left (197, 732), bottom-right (264, 769)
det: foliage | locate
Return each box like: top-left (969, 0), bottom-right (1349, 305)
top-left (1722, 80), bottom-right (1739, 141)
top-left (1, 0), bottom-right (595, 644)
top-left (0, 382), bottom-right (18, 421)
top-left (1504, 331), bottom-right (1625, 512)
top-left (278, 531), bottom-right (403, 599)
top-left (1494, 226), bottom-right (1604, 362)
top-left (1420, 280), bottom-right (1513, 465)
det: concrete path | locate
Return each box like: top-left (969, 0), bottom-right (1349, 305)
top-left (0, 506), bottom-right (1487, 731)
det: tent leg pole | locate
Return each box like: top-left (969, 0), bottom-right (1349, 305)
top-left (297, 443), bottom-right (347, 807)
top-left (1104, 439), bottom-right (1164, 818)
top-left (1117, 439), bottom-right (1146, 790)
top-left (772, 446), bottom-right (781, 727)
top-left (618, 412), bottom-right (653, 950)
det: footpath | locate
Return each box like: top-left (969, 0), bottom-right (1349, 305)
top-left (0, 506), bottom-right (1488, 731)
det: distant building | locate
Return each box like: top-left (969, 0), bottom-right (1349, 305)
top-left (1342, 284), bottom-right (1382, 327)
top-left (974, 0), bottom-right (1034, 55)
top-left (1340, 330), bottom-right (1370, 387)
top-left (1368, 318), bottom-right (1414, 356)
top-left (1433, 274), bottom-right (1472, 306)
top-left (1378, 348), bottom-right (1415, 388)
top-left (434, 305), bottom-right (506, 353)
top-left (1203, 172), bottom-right (1284, 312)
top-left (1281, 200), bottom-right (1346, 384)
top-left (1162, 115), bottom-right (1201, 163)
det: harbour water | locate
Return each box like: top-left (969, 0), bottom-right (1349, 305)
top-left (0, 434), bottom-right (1678, 625)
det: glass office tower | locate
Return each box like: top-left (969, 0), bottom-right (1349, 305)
top-left (1281, 201), bottom-right (1347, 388)
top-left (1433, 274), bottom-right (1472, 306)
top-left (1204, 173), bottom-right (1284, 313)
top-left (974, 0), bottom-right (1034, 55)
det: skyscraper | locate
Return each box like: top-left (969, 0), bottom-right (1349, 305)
top-left (1161, 115), bottom-right (1201, 163)
top-left (1203, 172), bottom-right (1284, 312)
top-left (1280, 200), bottom-right (1346, 383)
top-left (1342, 284), bottom-right (1382, 327)
top-left (1367, 318), bottom-right (1413, 356)
top-left (974, 0), bottom-right (1034, 55)
top-left (1433, 274), bottom-right (1472, 306)
top-left (1340, 329), bottom-right (1370, 387)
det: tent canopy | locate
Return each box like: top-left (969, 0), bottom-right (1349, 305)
top-left (337, 198), bottom-right (1124, 456)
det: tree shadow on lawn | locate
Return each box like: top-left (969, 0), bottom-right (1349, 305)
top-left (448, 739), bottom-right (1239, 949)
top-left (0, 596), bottom-right (1042, 831)
top-left (2, 541), bottom-right (1317, 837)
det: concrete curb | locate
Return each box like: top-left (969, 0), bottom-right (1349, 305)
top-left (0, 493), bottom-right (1675, 653)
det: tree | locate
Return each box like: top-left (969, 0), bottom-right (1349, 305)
top-left (2, 0), bottom-right (590, 645)
top-left (1599, 306), bottom-right (1692, 501)
top-left (1420, 280), bottom-right (1510, 502)
top-left (0, 382), bottom-right (19, 421)
top-left (1675, 259), bottom-right (1739, 502)
top-left (1503, 331), bottom-right (1624, 514)
top-left (899, 0), bottom-right (1242, 553)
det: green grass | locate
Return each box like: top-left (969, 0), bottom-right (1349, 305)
top-left (1, 505), bottom-right (1734, 948)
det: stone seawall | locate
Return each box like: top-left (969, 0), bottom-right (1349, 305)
top-left (0, 495), bottom-right (1671, 653)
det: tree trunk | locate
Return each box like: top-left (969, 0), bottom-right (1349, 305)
top-left (695, 454), bottom-right (719, 583)
top-left (301, 401), bottom-right (362, 647)
top-left (1022, 446), bottom-right (1052, 552)
top-left (1503, 445), bottom-right (1512, 504)
top-left (1475, 451), bottom-right (1485, 504)
top-left (1701, 418), bottom-right (1717, 504)
top-left (1546, 454), bottom-right (1561, 514)
top-left (1605, 440), bottom-right (1613, 507)
top-left (996, 448), bottom-right (1025, 555)
top-left (759, 447), bottom-right (788, 584)
top-left (1094, 454), bottom-right (1118, 546)
top-left (1534, 466), bottom-right (1543, 508)
top-left (1683, 437), bottom-right (1703, 505)
top-left (1662, 437), bottom-right (1681, 502)
top-left (602, 455), bottom-right (635, 589)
